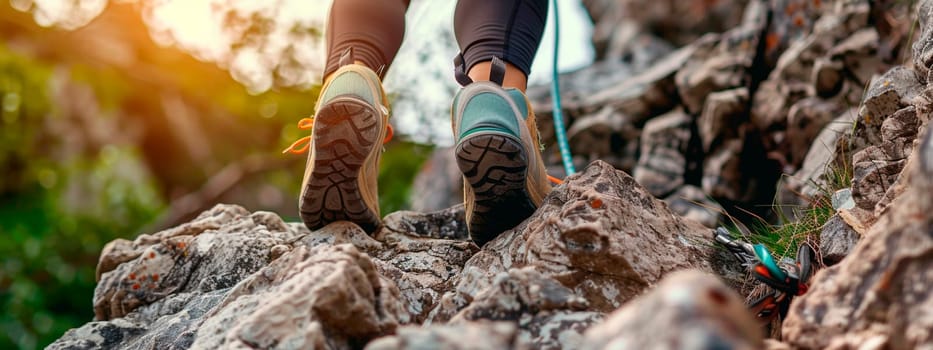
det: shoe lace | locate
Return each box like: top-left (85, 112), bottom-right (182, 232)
top-left (282, 116), bottom-right (394, 154)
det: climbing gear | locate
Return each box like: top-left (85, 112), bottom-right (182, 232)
top-left (714, 227), bottom-right (814, 324)
top-left (284, 49), bottom-right (391, 232)
top-left (452, 58), bottom-right (553, 246)
top-left (549, 0), bottom-right (575, 176)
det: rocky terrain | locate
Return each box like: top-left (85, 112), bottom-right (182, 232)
top-left (52, 0), bottom-right (931, 349)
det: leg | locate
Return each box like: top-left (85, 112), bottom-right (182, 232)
top-left (451, 0), bottom-right (553, 246)
top-left (290, 0), bottom-right (409, 232)
top-left (454, 0), bottom-right (549, 91)
top-left (324, 0), bottom-right (410, 79)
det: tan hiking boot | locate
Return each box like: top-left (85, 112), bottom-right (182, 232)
top-left (283, 60), bottom-right (392, 233)
top-left (451, 81), bottom-right (553, 246)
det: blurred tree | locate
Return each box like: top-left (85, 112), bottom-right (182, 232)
top-left (0, 1), bottom-right (432, 349)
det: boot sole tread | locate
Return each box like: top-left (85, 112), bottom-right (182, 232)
top-left (300, 97), bottom-right (381, 232)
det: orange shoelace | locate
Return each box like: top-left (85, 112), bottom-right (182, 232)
top-left (282, 116), bottom-right (394, 155)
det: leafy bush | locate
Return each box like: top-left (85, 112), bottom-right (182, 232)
top-left (0, 46), bottom-right (163, 350)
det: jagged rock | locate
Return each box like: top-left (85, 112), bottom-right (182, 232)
top-left (580, 270), bottom-right (762, 350)
top-left (675, 29), bottom-right (755, 114)
top-left (783, 128), bottom-right (933, 349)
top-left (449, 267), bottom-right (602, 349)
top-left (429, 161), bottom-right (748, 323)
top-left (702, 139), bottom-right (746, 202)
top-left (581, 0), bottom-right (749, 52)
top-left (366, 322), bottom-right (521, 350)
top-left (912, 0), bottom-right (933, 80)
top-left (409, 147), bottom-right (463, 212)
top-left (51, 204), bottom-right (483, 349)
top-left (856, 68), bottom-right (923, 147)
top-left (851, 107), bottom-right (920, 211)
top-left (786, 98), bottom-right (844, 168)
top-left (92, 206), bottom-right (299, 320)
top-left (664, 185), bottom-right (724, 229)
top-left (832, 188), bottom-right (855, 210)
top-left (789, 110), bottom-right (857, 201)
top-left (828, 28), bottom-right (882, 85)
top-left (633, 109), bottom-right (692, 197)
top-left (381, 204), bottom-right (468, 240)
top-left (190, 244), bottom-right (405, 349)
top-left (812, 58), bottom-right (845, 97)
top-left (819, 214), bottom-right (860, 266)
top-left (566, 106), bottom-right (641, 172)
top-left (450, 268), bottom-right (588, 323)
top-left (699, 88), bottom-right (748, 152)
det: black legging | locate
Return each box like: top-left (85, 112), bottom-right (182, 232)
top-left (324, 0), bottom-right (548, 80)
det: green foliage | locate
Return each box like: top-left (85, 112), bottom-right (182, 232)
top-left (0, 44), bottom-right (52, 195)
top-left (0, 46), bottom-right (163, 350)
top-left (378, 140), bottom-right (434, 214)
top-left (726, 159), bottom-right (853, 260)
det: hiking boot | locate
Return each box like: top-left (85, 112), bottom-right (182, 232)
top-left (451, 82), bottom-right (553, 246)
top-left (283, 60), bottom-right (392, 233)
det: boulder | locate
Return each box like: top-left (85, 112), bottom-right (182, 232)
top-left (430, 161), bottom-right (748, 323)
top-left (633, 109), bottom-right (692, 197)
top-left (51, 204), bottom-right (480, 349)
top-left (782, 128), bottom-right (933, 349)
top-left (581, 270), bottom-right (763, 350)
top-left (819, 214), bottom-right (860, 266)
top-left (912, 0), bottom-right (933, 80)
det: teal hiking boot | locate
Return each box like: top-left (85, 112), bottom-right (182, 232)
top-left (451, 81), bottom-right (553, 246)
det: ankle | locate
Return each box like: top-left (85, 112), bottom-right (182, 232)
top-left (467, 60), bottom-right (528, 92)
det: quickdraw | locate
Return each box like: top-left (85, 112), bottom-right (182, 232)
top-left (714, 227), bottom-right (814, 324)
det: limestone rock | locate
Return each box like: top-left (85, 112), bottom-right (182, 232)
top-left (783, 128), bottom-right (933, 349)
top-left (912, 0), bottom-right (933, 80)
top-left (449, 267), bottom-right (602, 350)
top-left (580, 270), bottom-right (763, 350)
top-left (51, 204), bottom-right (480, 349)
top-left (190, 244), bottom-right (405, 349)
top-left (786, 98), bottom-right (844, 168)
top-left (566, 106), bottom-right (641, 172)
top-left (92, 205), bottom-right (299, 320)
top-left (699, 88), bottom-right (748, 152)
top-left (676, 30), bottom-right (755, 114)
top-left (366, 322), bottom-right (521, 350)
top-left (702, 139), bottom-right (746, 202)
top-left (851, 107), bottom-right (920, 211)
top-left (431, 161), bottom-right (748, 323)
top-left (819, 214), bottom-right (860, 266)
top-left (633, 109), bottom-right (692, 197)
top-left (789, 111), bottom-right (857, 200)
top-left (855, 68), bottom-right (923, 148)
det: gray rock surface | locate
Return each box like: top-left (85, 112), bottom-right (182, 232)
top-left (581, 270), bottom-right (763, 350)
top-left (430, 160), bottom-right (747, 324)
top-left (633, 109), bottom-right (692, 197)
top-left (783, 128), bottom-right (933, 350)
top-left (819, 214), bottom-right (860, 266)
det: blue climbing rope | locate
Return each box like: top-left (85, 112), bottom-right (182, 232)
top-left (550, 0), bottom-right (576, 176)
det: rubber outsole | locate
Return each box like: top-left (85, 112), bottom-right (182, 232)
top-left (300, 97), bottom-right (381, 232)
top-left (455, 133), bottom-right (536, 246)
